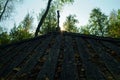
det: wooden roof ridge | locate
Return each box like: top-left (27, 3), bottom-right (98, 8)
top-left (0, 31), bottom-right (120, 48)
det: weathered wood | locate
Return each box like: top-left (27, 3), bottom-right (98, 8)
top-left (0, 32), bottom-right (120, 80)
top-left (0, 46), bottom-right (15, 57)
top-left (0, 42), bottom-right (30, 67)
top-left (0, 39), bottom-right (41, 77)
top-left (14, 35), bottom-right (53, 78)
top-left (87, 39), bottom-right (120, 80)
top-left (101, 41), bottom-right (120, 57)
top-left (0, 42), bottom-right (30, 73)
top-left (60, 36), bottom-right (78, 80)
top-left (76, 37), bottom-right (105, 80)
top-left (36, 35), bottom-right (62, 80)
top-left (0, 38), bottom-right (42, 67)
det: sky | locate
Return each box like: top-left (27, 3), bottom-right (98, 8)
top-left (2, 0), bottom-right (120, 31)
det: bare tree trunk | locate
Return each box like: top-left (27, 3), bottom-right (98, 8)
top-left (0, 0), bottom-right (10, 21)
top-left (34, 0), bottom-right (52, 37)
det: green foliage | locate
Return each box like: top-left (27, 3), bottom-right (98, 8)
top-left (63, 14), bottom-right (79, 32)
top-left (0, 32), bottom-right (10, 44)
top-left (10, 25), bottom-right (32, 42)
top-left (117, 9), bottom-right (120, 19)
top-left (53, 0), bottom-right (74, 9)
top-left (80, 25), bottom-right (90, 35)
top-left (21, 13), bottom-right (33, 31)
top-left (0, 26), bottom-right (3, 34)
top-left (10, 13), bottom-right (33, 42)
top-left (108, 9), bottom-right (120, 38)
top-left (88, 8), bottom-right (109, 36)
top-left (37, 3), bottom-right (57, 34)
top-left (60, 0), bottom-right (74, 3)
top-left (80, 8), bottom-right (120, 38)
top-left (0, 26), bottom-right (10, 45)
top-left (80, 8), bottom-right (109, 36)
top-left (0, 13), bottom-right (33, 45)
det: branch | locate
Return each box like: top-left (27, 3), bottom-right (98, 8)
top-left (35, 0), bottom-right (52, 37)
top-left (0, 0), bottom-right (10, 21)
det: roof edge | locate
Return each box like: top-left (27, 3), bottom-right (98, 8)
top-left (63, 31), bottom-right (120, 42)
top-left (0, 31), bottom-right (120, 48)
top-left (0, 32), bottom-right (60, 48)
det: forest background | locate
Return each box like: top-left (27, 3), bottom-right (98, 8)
top-left (0, 0), bottom-right (120, 45)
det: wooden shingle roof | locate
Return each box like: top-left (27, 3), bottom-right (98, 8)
top-left (0, 32), bottom-right (120, 80)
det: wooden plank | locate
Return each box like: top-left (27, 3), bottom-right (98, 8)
top-left (36, 35), bottom-right (62, 80)
top-left (0, 37), bottom-right (44, 66)
top-left (101, 41), bottom-right (120, 57)
top-left (0, 46), bottom-right (15, 57)
top-left (60, 36), bottom-right (78, 80)
top-left (14, 35), bottom-right (53, 77)
top-left (0, 42), bottom-right (30, 73)
top-left (0, 38), bottom-right (41, 66)
top-left (0, 42), bottom-right (30, 65)
top-left (87, 39), bottom-right (120, 80)
top-left (76, 37), bottom-right (105, 80)
top-left (0, 39), bottom-right (41, 77)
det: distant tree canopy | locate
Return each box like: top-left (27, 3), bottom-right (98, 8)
top-left (63, 14), bottom-right (79, 32)
top-left (108, 9), bottom-right (120, 38)
top-left (0, 13), bottom-right (33, 45)
top-left (10, 13), bottom-right (33, 42)
top-left (0, 26), bottom-right (10, 44)
top-left (89, 8), bottom-right (109, 36)
top-left (0, 0), bottom-right (120, 45)
top-left (80, 25), bottom-right (90, 35)
top-left (80, 8), bottom-right (120, 38)
top-left (0, 0), bottom-right (75, 45)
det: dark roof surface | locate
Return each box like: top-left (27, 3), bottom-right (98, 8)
top-left (0, 32), bottom-right (120, 80)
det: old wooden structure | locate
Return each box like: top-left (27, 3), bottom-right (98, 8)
top-left (0, 32), bottom-right (120, 80)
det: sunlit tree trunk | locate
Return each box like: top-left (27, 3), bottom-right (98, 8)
top-left (35, 0), bottom-right (52, 37)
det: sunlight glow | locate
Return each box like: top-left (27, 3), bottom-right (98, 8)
top-left (60, 26), bottom-right (65, 31)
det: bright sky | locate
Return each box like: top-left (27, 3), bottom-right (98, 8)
top-left (3, 0), bottom-right (120, 31)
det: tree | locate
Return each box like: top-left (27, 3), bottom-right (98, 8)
top-left (35, 0), bottom-right (74, 37)
top-left (0, 0), bottom-right (22, 21)
top-left (0, 26), bottom-right (10, 45)
top-left (21, 13), bottom-right (33, 32)
top-left (80, 25), bottom-right (90, 34)
top-left (108, 9), bottom-right (120, 38)
top-left (63, 14), bottom-right (79, 32)
top-left (37, 5), bottom-right (57, 34)
top-left (10, 13), bottom-right (33, 41)
top-left (10, 25), bottom-right (32, 42)
top-left (35, 0), bottom-right (52, 37)
top-left (88, 8), bottom-right (108, 36)
top-left (0, 0), bottom-right (10, 21)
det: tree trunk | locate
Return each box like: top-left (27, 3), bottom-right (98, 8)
top-left (0, 0), bottom-right (10, 21)
top-left (34, 0), bottom-right (52, 37)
